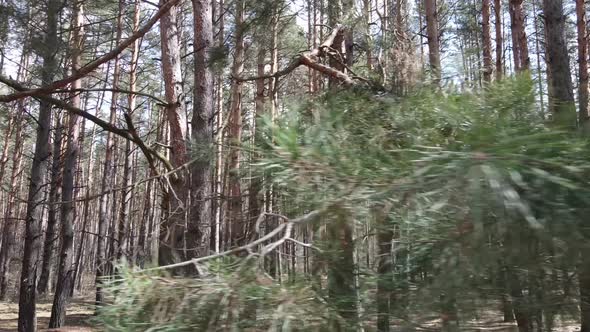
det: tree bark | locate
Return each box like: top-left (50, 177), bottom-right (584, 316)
top-left (158, 0), bottom-right (190, 267)
top-left (228, 0), bottom-right (245, 247)
top-left (327, 209), bottom-right (358, 331)
top-left (576, 0), bottom-right (589, 125)
top-left (37, 111), bottom-right (63, 295)
top-left (0, 105), bottom-right (25, 300)
top-left (376, 206), bottom-right (393, 332)
top-left (494, 0), bottom-right (503, 80)
top-left (482, 0), bottom-right (493, 82)
top-left (49, 1), bottom-right (84, 327)
top-left (543, 0), bottom-right (576, 127)
top-left (425, 0), bottom-right (441, 85)
top-left (581, 254), bottom-right (590, 332)
top-left (509, 0), bottom-right (529, 72)
top-left (532, 0), bottom-right (546, 118)
top-left (17, 2), bottom-right (59, 328)
top-left (190, 0), bottom-right (214, 259)
top-left (95, 0), bottom-right (124, 306)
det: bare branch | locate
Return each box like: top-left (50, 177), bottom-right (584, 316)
top-left (0, 74), bottom-right (176, 180)
top-left (55, 88), bottom-right (170, 106)
top-left (0, 0), bottom-right (182, 102)
top-left (144, 208), bottom-right (327, 272)
top-left (232, 24), bottom-right (363, 86)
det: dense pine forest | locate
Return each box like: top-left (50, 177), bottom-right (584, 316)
top-left (1, 0), bottom-right (590, 331)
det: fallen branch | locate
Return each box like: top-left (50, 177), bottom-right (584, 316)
top-left (233, 24), bottom-right (364, 87)
top-left (144, 208), bottom-right (326, 272)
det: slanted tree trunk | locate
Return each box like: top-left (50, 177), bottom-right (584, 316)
top-left (17, 3), bottom-right (59, 329)
top-left (543, 0), bottom-right (575, 127)
top-left (49, 1), bottom-right (84, 327)
top-left (425, 0), bottom-right (441, 84)
top-left (576, 0), bottom-right (589, 125)
top-left (482, 0), bottom-right (493, 82)
top-left (95, 0), bottom-right (124, 306)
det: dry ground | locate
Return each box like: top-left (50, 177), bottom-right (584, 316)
top-left (0, 299), bottom-right (94, 332)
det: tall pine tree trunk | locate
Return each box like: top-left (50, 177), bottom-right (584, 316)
top-left (576, 0), bottom-right (589, 125)
top-left (158, 0), bottom-right (190, 267)
top-left (425, 0), bottom-right (441, 84)
top-left (49, 1), bottom-right (84, 326)
top-left (543, 0), bottom-right (575, 127)
top-left (37, 111), bottom-right (63, 295)
top-left (95, 0), bottom-right (124, 306)
top-left (228, 0), bottom-right (245, 247)
top-left (482, 0), bottom-right (492, 82)
top-left (190, 0), bottom-right (214, 258)
top-left (0, 105), bottom-right (24, 299)
top-left (494, 0), bottom-right (503, 80)
top-left (17, 2), bottom-right (59, 329)
top-left (509, 0), bottom-right (529, 72)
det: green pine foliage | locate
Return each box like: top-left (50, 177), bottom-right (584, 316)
top-left (98, 76), bottom-right (590, 330)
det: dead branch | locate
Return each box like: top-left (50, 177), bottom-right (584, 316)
top-left (144, 208), bottom-right (326, 272)
top-left (55, 88), bottom-right (170, 106)
top-left (233, 24), bottom-right (364, 87)
top-left (0, 74), bottom-right (175, 178)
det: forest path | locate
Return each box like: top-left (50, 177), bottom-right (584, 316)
top-left (0, 299), bottom-right (95, 331)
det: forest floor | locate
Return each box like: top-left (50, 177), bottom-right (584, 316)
top-left (0, 299), bottom-right (95, 332)
top-left (0, 299), bottom-right (581, 331)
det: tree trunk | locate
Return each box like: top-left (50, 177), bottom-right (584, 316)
top-left (249, 46), bottom-right (266, 234)
top-left (49, 1), bottom-right (84, 327)
top-left (327, 209), bottom-right (358, 331)
top-left (228, 0), bottom-right (245, 247)
top-left (95, 0), bottom-right (124, 306)
top-left (327, 0), bottom-right (345, 88)
top-left (509, 271), bottom-right (532, 332)
top-left (532, 0), bottom-right (546, 118)
top-left (376, 207), bottom-right (393, 332)
top-left (37, 111), bottom-right (63, 295)
top-left (482, 0), bottom-right (492, 82)
top-left (158, 0), bottom-right (190, 267)
top-left (17, 3), bottom-right (59, 329)
top-left (509, 0), bottom-right (529, 72)
top-left (576, 0), bottom-right (589, 125)
top-left (0, 106), bottom-right (24, 300)
top-left (190, 0), bottom-right (214, 259)
top-left (494, 0), bottom-right (503, 80)
top-left (543, 0), bottom-right (576, 127)
top-left (425, 0), bottom-right (441, 84)
top-left (581, 254), bottom-right (590, 332)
